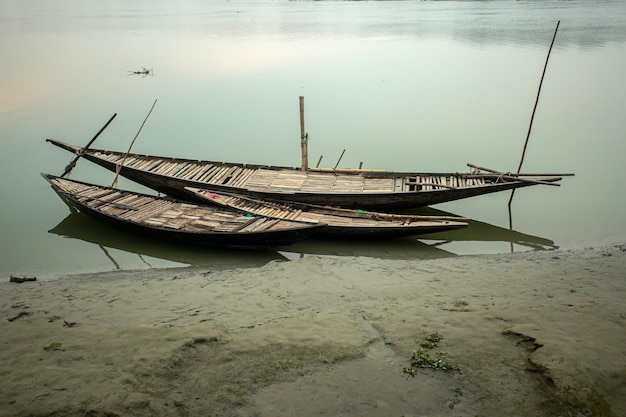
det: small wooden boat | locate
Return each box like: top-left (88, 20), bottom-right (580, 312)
top-left (41, 174), bottom-right (324, 249)
top-left (49, 213), bottom-right (288, 267)
top-left (47, 139), bottom-right (571, 211)
top-left (185, 187), bottom-right (468, 239)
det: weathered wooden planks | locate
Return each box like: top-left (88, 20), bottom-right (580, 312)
top-left (362, 177), bottom-right (394, 192)
top-left (242, 169), bottom-right (280, 191)
top-left (299, 172), bottom-right (336, 192)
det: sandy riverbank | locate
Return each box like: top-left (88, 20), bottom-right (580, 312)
top-left (1, 244), bottom-right (625, 417)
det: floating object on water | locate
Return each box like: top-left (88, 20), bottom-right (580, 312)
top-left (10, 274), bottom-right (37, 283)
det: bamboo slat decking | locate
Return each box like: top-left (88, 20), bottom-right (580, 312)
top-left (88, 151), bottom-right (479, 194)
top-left (93, 152), bottom-right (492, 194)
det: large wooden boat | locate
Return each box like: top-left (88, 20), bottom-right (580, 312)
top-left (185, 187), bottom-right (468, 239)
top-left (47, 139), bottom-right (570, 211)
top-left (42, 174), bottom-right (324, 249)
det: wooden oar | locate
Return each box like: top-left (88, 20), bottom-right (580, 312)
top-left (61, 113), bottom-right (117, 177)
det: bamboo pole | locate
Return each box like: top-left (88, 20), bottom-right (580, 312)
top-left (112, 99), bottom-right (157, 188)
top-left (334, 149), bottom-right (345, 170)
top-left (509, 21), bottom-right (560, 207)
top-left (310, 167), bottom-right (386, 173)
top-left (61, 113), bottom-right (117, 177)
top-left (299, 96), bottom-right (308, 171)
top-left (467, 163), bottom-right (574, 177)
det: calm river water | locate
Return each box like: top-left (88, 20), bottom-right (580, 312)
top-left (1, 0), bottom-right (625, 277)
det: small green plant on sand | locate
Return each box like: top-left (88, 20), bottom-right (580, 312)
top-left (403, 333), bottom-right (460, 376)
top-left (420, 332), bottom-right (442, 349)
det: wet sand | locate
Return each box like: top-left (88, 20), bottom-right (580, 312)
top-left (1, 244), bottom-right (625, 417)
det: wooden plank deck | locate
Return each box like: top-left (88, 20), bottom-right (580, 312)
top-left (85, 149), bottom-right (496, 199)
top-left (300, 173), bottom-right (336, 192)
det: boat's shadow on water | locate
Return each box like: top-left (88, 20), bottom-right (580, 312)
top-left (48, 213), bottom-right (289, 271)
top-left (50, 205), bottom-right (557, 269)
top-left (410, 206), bottom-right (558, 250)
top-left (279, 204), bottom-right (557, 259)
top-left (278, 213), bottom-right (556, 260)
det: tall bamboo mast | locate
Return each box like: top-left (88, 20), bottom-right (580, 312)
top-left (299, 96), bottom-right (308, 171)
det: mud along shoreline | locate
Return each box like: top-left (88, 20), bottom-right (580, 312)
top-left (2, 244), bottom-right (625, 417)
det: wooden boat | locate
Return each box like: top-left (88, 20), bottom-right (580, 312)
top-left (41, 174), bottom-right (324, 249)
top-left (184, 187), bottom-right (468, 239)
top-left (47, 139), bottom-right (571, 211)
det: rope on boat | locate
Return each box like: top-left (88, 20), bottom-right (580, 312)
top-left (496, 172), bottom-right (514, 183)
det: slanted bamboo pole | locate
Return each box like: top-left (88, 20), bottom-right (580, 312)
top-left (112, 99), bottom-right (157, 188)
top-left (509, 21), bottom-right (560, 207)
top-left (467, 163), bottom-right (574, 177)
top-left (61, 113), bottom-right (117, 177)
top-left (334, 149), bottom-right (345, 170)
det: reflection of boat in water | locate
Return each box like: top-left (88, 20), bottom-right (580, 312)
top-left (406, 206), bottom-right (558, 252)
top-left (425, 219), bottom-right (557, 251)
top-left (50, 206), bottom-right (557, 267)
top-left (51, 212), bottom-right (456, 263)
top-left (49, 213), bottom-right (288, 271)
top-left (277, 236), bottom-right (456, 260)
top-left (278, 207), bottom-right (557, 259)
